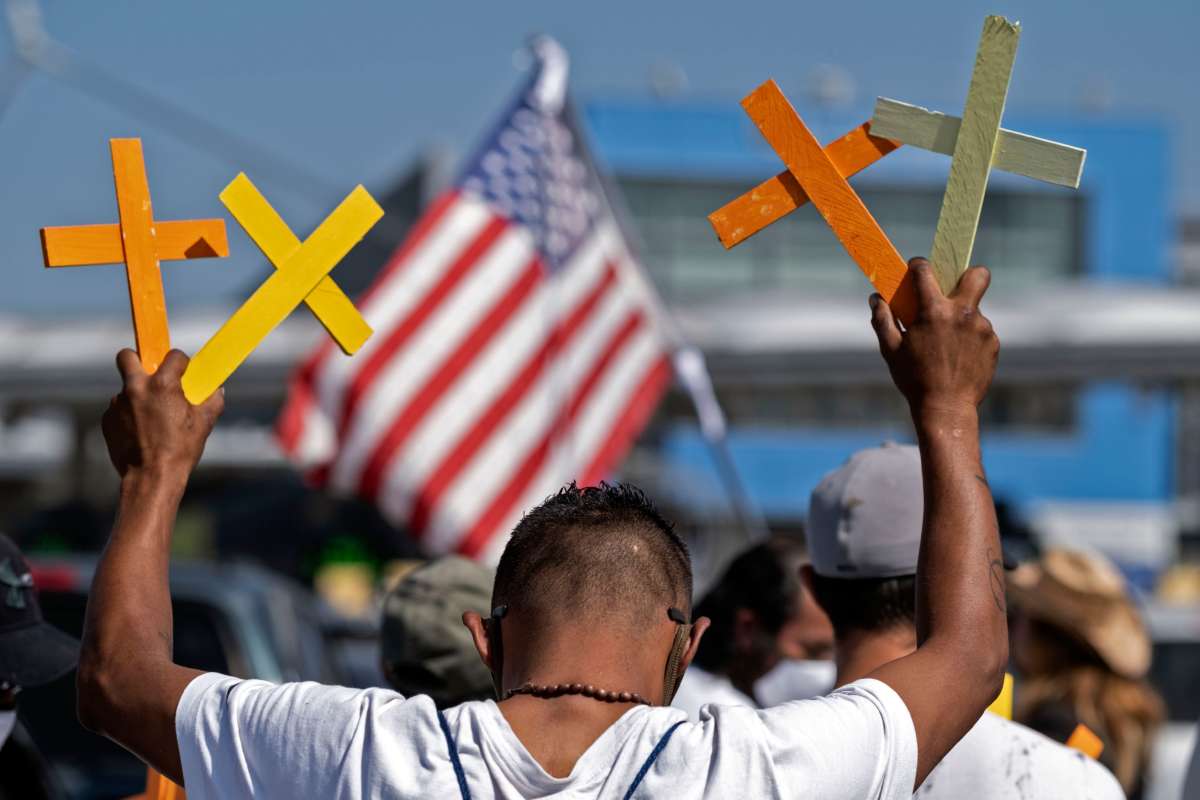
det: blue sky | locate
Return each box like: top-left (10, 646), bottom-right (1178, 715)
top-left (1, 0), bottom-right (1196, 314)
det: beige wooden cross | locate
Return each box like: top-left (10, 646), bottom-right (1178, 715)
top-left (869, 16), bottom-right (1086, 293)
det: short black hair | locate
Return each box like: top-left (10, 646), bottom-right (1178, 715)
top-left (692, 538), bottom-right (804, 672)
top-left (492, 482), bottom-right (692, 630)
top-left (807, 573), bottom-right (917, 638)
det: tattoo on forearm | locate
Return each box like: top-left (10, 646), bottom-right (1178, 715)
top-left (157, 629), bottom-right (173, 657)
top-left (987, 549), bottom-right (1006, 613)
top-left (975, 474), bottom-right (989, 487)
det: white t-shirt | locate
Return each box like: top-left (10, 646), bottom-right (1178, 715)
top-left (670, 665), bottom-right (756, 720)
top-left (176, 672), bottom-right (916, 799)
top-left (917, 711), bottom-right (1124, 800)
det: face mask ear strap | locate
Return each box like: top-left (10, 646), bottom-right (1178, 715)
top-left (488, 605), bottom-right (508, 699)
top-left (662, 607), bottom-right (692, 705)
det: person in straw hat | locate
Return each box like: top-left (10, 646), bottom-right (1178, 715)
top-left (1010, 548), bottom-right (1165, 798)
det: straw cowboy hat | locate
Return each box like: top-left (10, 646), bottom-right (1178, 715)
top-left (1008, 548), bottom-right (1151, 679)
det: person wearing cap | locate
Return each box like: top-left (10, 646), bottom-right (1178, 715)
top-left (802, 444), bottom-right (1125, 799)
top-left (0, 533), bottom-right (78, 750)
top-left (379, 556), bottom-right (496, 708)
top-left (78, 259), bottom-right (1012, 798)
top-left (672, 537), bottom-right (835, 720)
top-left (1010, 549), bottom-right (1165, 798)
top-left (0, 534), bottom-right (78, 800)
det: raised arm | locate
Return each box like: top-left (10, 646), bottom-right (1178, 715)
top-left (866, 259), bottom-right (1006, 788)
top-left (77, 350), bottom-right (223, 784)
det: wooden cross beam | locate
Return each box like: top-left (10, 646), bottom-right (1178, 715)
top-left (708, 122), bottom-right (901, 249)
top-left (714, 79), bottom-right (918, 323)
top-left (870, 98), bottom-right (1085, 189)
top-left (180, 175), bottom-right (383, 404)
top-left (925, 16), bottom-right (1021, 294)
top-left (40, 139), bottom-right (229, 373)
top-left (219, 173), bottom-right (373, 356)
top-left (709, 16), bottom-right (1085, 316)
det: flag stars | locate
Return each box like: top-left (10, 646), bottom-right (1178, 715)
top-left (462, 95), bottom-right (601, 271)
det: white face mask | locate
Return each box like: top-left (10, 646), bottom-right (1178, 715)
top-left (754, 658), bottom-right (837, 707)
top-left (0, 709), bottom-right (15, 750)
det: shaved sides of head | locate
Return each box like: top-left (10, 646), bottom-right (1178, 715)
top-left (493, 483), bottom-right (692, 632)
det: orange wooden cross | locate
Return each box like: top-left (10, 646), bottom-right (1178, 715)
top-left (40, 138), bottom-right (229, 373)
top-left (122, 767), bottom-right (186, 800)
top-left (708, 121), bottom-right (900, 249)
top-left (709, 81), bottom-right (917, 324)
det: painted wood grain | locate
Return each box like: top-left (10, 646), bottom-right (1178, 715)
top-left (41, 219), bottom-right (228, 267)
top-left (741, 80), bottom-right (916, 323)
top-left (708, 122), bottom-right (901, 248)
top-left (181, 184), bottom-right (382, 404)
top-left (871, 97), bottom-right (1084, 188)
top-left (928, 15), bottom-right (1021, 294)
top-left (220, 173), bottom-right (372, 355)
top-left (109, 139), bottom-right (172, 372)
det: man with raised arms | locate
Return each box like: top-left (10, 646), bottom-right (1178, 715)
top-left (77, 258), bottom-right (1005, 798)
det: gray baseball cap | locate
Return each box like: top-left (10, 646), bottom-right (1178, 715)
top-left (380, 556), bottom-right (495, 706)
top-left (807, 443), bottom-right (924, 578)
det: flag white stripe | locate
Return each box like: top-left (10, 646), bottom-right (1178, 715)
top-left (471, 328), bottom-right (664, 561)
top-left (374, 234), bottom-right (616, 521)
top-left (313, 200), bottom-right (494, 431)
top-left (419, 282), bottom-right (641, 554)
top-left (329, 227), bottom-right (535, 493)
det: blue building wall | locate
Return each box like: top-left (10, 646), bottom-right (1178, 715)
top-left (583, 98), bottom-right (1175, 519)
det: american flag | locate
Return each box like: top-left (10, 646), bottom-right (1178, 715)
top-left (276, 40), bottom-right (673, 562)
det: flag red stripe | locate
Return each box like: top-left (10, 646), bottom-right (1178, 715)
top-left (358, 257), bottom-right (544, 501)
top-left (407, 263), bottom-right (620, 537)
top-left (457, 310), bottom-right (646, 557)
top-left (356, 190), bottom-right (462, 310)
top-left (578, 355), bottom-right (672, 486)
top-left (336, 216), bottom-right (509, 439)
top-left (276, 191), bottom-right (462, 459)
top-left (276, 374), bottom-right (316, 454)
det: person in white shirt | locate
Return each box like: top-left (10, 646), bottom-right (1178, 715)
top-left (672, 537), bottom-right (834, 719)
top-left (801, 443), bottom-right (1126, 799)
top-left (78, 259), bottom-right (1009, 799)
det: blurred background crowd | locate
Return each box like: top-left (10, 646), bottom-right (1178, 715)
top-left (0, 1), bottom-right (1197, 798)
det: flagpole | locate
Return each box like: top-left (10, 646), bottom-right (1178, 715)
top-left (546, 37), bottom-right (769, 548)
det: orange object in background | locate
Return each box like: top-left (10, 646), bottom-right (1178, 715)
top-left (123, 767), bottom-right (186, 800)
top-left (1065, 723), bottom-right (1104, 760)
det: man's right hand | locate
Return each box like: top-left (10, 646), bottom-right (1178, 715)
top-left (101, 349), bottom-right (224, 481)
top-left (864, 257), bottom-right (1008, 790)
top-left (869, 258), bottom-right (999, 419)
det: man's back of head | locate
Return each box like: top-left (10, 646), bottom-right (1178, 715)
top-left (493, 481), bottom-right (692, 624)
top-left (490, 481), bottom-right (693, 656)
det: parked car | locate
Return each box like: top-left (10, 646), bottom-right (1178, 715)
top-left (20, 555), bottom-right (340, 800)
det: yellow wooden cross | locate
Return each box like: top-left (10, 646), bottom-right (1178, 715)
top-left (180, 174), bottom-right (383, 404)
top-left (40, 138), bottom-right (229, 373)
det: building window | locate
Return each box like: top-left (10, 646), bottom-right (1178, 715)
top-left (655, 381), bottom-right (1078, 433)
top-left (619, 179), bottom-right (1084, 299)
